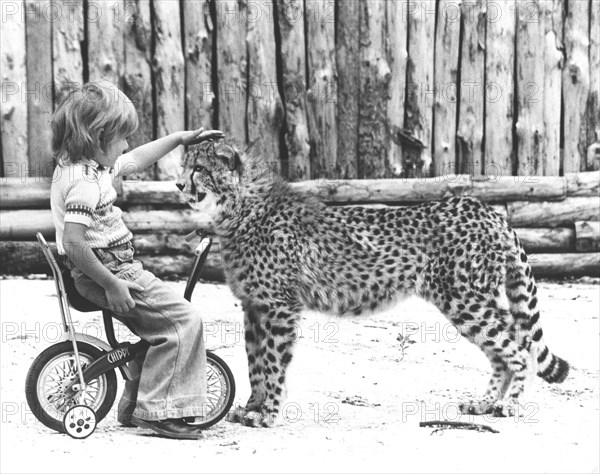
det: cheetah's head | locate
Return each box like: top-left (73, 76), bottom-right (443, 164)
top-left (177, 140), bottom-right (244, 216)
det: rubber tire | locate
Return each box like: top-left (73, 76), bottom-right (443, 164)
top-left (25, 341), bottom-right (118, 433)
top-left (194, 350), bottom-right (236, 429)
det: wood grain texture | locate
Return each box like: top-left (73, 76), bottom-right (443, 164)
top-left (433, 0), bottom-right (461, 177)
top-left (25, 0), bottom-right (53, 177)
top-left (336, 0), bottom-right (360, 179)
top-left (562, 0), bottom-right (590, 172)
top-left (122, 0), bottom-right (155, 180)
top-left (306, 0), bottom-right (337, 179)
top-left (277, 0), bottom-right (311, 181)
top-left (358, 0), bottom-right (391, 178)
top-left (575, 221), bottom-right (600, 252)
top-left (515, 0), bottom-right (545, 177)
top-left (386, 0), bottom-right (408, 178)
top-left (529, 253), bottom-right (600, 277)
top-left (404, 0), bottom-right (435, 177)
top-left (215, 0), bottom-right (248, 143)
top-left (247, 0), bottom-right (283, 173)
top-left (51, 0), bottom-right (84, 102)
top-left (1, 0), bottom-right (28, 175)
top-left (484, 0), bottom-right (515, 178)
top-left (541, 0), bottom-right (563, 176)
top-left (152, 0), bottom-right (185, 180)
top-left (587, 0), bottom-right (600, 171)
top-left (508, 197), bottom-right (600, 228)
top-left (87, 1), bottom-right (123, 85)
top-left (456, 0), bottom-right (485, 176)
top-left (183, 0), bottom-right (214, 131)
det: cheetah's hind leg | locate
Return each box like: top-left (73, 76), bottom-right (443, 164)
top-left (422, 280), bottom-right (528, 416)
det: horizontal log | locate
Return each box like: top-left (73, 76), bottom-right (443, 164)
top-left (575, 221), bottom-right (600, 252)
top-left (121, 179), bottom-right (187, 205)
top-left (0, 205), bottom-right (593, 245)
top-left (566, 172), bottom-right (600, 197)
top-left (507, 197), bottom-right (600, 228)
top-left (514, 228), bottom-right (575, 253)
top-left (529, 253), bottom-right (600, 278)
top-left (2, 172), bottom-right (600, 209)
top-left (2, 240), bottom-right (597, 280)
top-left (0, 179), bottom-right (51, 208)
top-left (0, 210), bottom-right (213, 240)
top-left (0, 240), bottom-right (224, 280)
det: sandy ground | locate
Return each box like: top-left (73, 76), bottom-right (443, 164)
top-left (0, 277), bottom-right (598, 474)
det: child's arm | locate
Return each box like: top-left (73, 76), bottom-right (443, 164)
top-left (63, 222), bottom-right (144, 314)
top-left (115, 128), bottom-right (224, 177)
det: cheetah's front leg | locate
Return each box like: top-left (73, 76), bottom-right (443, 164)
top-left (228, 302), bottom-right (267, 424)
top-left (238, 302), bottom-right (300, 428)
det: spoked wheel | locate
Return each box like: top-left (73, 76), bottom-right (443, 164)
top-left (25, 341), bottom-right (117, 433)
top-left (187, 350), bottom-right (236, 429)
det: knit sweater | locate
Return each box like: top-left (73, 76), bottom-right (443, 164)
top-left (51, 157), bottom-right (133, 254)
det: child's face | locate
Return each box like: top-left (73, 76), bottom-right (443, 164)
top-left (95, 136), bottom-right (129, 168)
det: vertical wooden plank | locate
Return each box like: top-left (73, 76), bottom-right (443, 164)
top-left (586, 0), bottom-right (600, 171)
top-left (336, 0), bottom-right (359, 179)
top-left (541, 0), bottom-right (563, 176)
top-left (358, 0), bottom-right (390, 178)
top-left (515, 0), bottom-right (545, 176)
top-left (277, 0), bottom-right (311, 181)
top-left (183, 0), bottom-right (214, 131)
top-left (1, 0), bottom-right (28, 177)
top-left (306, 0), bottom-right (337, 179)
top-left (247, 0), bottom-right (283, 174)
top-left (456, 0), bottom-right (485, 176)
top-left (405, 0), bottom-right (435, 177)
top-left (562, 0), bottom-right (590, 173)
top-left (25, 0), bottom-right (53, 177)
top-left (52, 0), bottom-right (84, 103)
top-left (433, 0), bottom-right (461, 177)
top-left (152, 0), bottom-right (185, 180)
top-left (123, 0), bottom-right (155, 180)
top-left (386, 0), bottom-right (408, 178)
top-left (87, 1), bottom-right (123, 85)
top-left (215, 0), bottom-right (248, 144)
top-left (485, 0), bottom-right (514, 178)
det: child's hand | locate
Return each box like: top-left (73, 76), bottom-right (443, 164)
top-left (181, 128), bottom-right (225, 146)
top-left (105, 279), bottom-right (145, 314)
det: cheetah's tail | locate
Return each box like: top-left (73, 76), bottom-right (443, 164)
top-left (505, 231), bottom-right (570, 384)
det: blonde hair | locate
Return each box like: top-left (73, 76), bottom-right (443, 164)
top-left (52, 81), bottom-right (138, 163)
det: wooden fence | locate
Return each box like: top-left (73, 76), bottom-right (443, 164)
top-left (1, 0), bottom-right (599, 181)
top-left (1, 0), bottom-right (599, 279)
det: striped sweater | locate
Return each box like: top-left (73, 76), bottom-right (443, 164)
top-left (51, 157), bottom-right (133, 254)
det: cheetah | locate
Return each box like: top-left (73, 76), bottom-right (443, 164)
top-left (176, 140), bottom-right (570, 428)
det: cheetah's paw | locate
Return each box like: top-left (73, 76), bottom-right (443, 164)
top-left (226, 406), bottom-right (248, 424)
top-left (458, 400), bottom-right (495, 415)
top-left (241, 409), bottom-right (277, 428)
top-left (491, 400), bottom-right (518, 417)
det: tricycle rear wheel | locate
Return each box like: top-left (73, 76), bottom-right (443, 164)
top-left (25, 341), bottom-right (117, 433)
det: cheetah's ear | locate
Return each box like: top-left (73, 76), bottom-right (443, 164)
top-left (227, 142), bottom-right (244, 175)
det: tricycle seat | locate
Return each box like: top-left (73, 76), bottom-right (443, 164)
top-left (60, 267), bottom-right (103, 313)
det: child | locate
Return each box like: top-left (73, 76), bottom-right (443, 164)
top-left (50, 80), bottom-right (223, 439)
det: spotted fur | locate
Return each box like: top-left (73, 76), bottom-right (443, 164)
top-left (177, 140), bottom-right (570, 427)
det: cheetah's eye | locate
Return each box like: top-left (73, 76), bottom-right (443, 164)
top-left (194, 165), bottom-right (206, 173)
